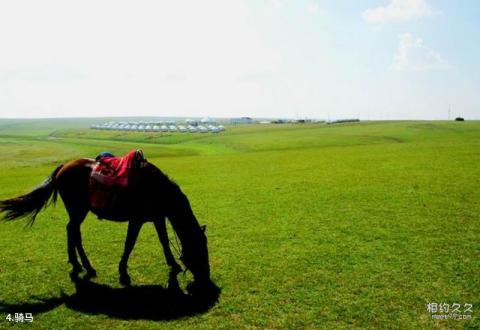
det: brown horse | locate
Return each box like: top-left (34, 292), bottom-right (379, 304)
top-left (0, 157), bottom-right (215, 293)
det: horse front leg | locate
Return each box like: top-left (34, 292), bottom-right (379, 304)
top-left (154, 218), bottom-right (182, 291)
top-left (119, 220), bottom-right (143, 286)
top-left (154, 218), bottom-right (182, 274)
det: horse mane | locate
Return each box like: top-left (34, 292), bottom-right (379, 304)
top-left (144, 162), bottom-right (181, 191)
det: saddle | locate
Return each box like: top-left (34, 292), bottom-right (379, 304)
top-left (89, 150), bottom-right (148, 213)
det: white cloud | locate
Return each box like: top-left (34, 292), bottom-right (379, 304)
top-left (392, 33), bottom-right (448, 71)
top-left (362, 0), bottom-right (437, 24)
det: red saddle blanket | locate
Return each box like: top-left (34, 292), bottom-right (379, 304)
top-left (89, 150), bottom-right (146, 211)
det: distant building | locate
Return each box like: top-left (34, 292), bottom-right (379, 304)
top-left (186, 118), bottom-right (199, 126)
top-left (231, 117), bottom-right (253, 125)
top-left (89, 119), bottom-right (225, 134)
top-left (326, 119), bottom-right (360, 124)
top-left (201, 117), bottom-right (216, 125)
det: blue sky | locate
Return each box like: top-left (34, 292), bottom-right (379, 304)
top-left (0, 0), bottom-right (478, 119)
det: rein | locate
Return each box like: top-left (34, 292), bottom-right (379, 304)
top-left (169, 230), bottom-right (188, 275)
top-left (169, 229), bottom-right (182, 259)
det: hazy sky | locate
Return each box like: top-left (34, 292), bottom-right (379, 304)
top-left (0, 0), bottom-right (479, 119)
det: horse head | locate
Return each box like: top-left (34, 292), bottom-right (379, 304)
top-left (179, 222), bottom-right (210, 282)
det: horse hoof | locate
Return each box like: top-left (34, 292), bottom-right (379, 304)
top-left (170, 263), bottom-right (182, 275)
top-left (167, 282), bottom-right (182, 294)
top-left (85, 269), bottom-right (97, 280)
top-left (69, 271), bottom-right (80, 283)
top-left (120, 274), bottom-right (131, 287)
top-left (71, 264), bottom-right (83, 274)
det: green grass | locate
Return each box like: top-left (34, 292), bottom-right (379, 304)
top-left (0, 119), bottom-right (479, 329)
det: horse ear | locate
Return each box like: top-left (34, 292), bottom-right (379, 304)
top-left (201, 225), bottom-right (206, 232)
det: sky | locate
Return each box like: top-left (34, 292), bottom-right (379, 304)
top-left (0, 0), bottom-right (479, 120)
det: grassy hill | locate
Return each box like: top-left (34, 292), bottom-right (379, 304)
top-left (0, 120), bottom-right (478, 328)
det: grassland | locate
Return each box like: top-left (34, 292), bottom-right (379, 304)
top-left (0, 119), bottom-right (479, 329)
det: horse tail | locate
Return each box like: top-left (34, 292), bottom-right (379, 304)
top-left (0, 164), bottom-right (64, 227)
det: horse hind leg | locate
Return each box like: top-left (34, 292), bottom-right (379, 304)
top-left (66, 221), bottom-right (82, 281)
top-left (76, 224), bottom-right (97, 279)
top-left (66, 207), bottom-right (96, 281)
top-left (119, 220), bottom-right (143, 286)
